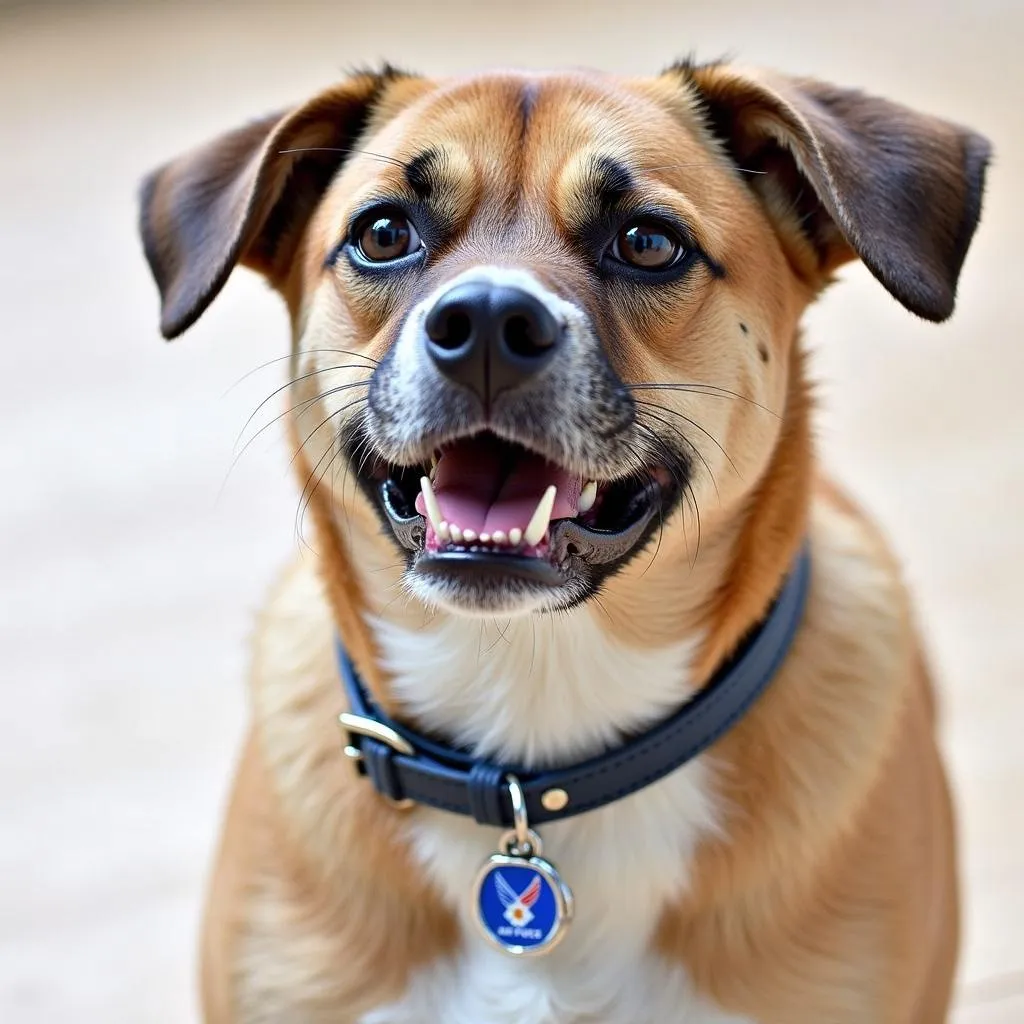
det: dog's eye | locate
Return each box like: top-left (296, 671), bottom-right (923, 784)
top-left (611, 221), bottom-right (685, 270)
top-left (356, 212), bottom-right (422, 262)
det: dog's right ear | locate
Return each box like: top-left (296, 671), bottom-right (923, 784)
top-left (139, 69), bottom-right (411, 339)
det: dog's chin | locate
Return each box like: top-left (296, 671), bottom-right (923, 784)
top-left (347, 426), bottom-right (684, 616)
top-left (401, 562), bottom-right (585, 617)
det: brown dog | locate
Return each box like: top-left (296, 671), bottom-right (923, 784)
top-left (140, 62), bottom-right (988, 1023)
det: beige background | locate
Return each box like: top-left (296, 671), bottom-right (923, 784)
top-left (1, 0), bottom-right (1021, 1020)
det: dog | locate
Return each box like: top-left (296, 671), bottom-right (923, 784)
top-left (140, 60), bottom-right (988, 1023)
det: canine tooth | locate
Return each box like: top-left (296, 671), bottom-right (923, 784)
top-left (479, 533), bottom-right (491, 544)
top-left (419, 476), bottom-right (445, 535)
top-left (437, 520), bottom-right (451, 542)
top-left (450, 524), bottom-right (463, 544)
top-left (463, 529), bottom-right (478, 543)
top-left (578, 480), bottom-right (598, 514)
top-left (491, 530), bottom-right (507, 545)
top-left (523, 485), bottom-right (556, 547)
top-left (508, 528), bottom-right (523, 546)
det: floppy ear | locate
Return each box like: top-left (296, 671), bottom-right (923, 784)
top-left (679, 64), bottom-right (991, 321)
top-left (139, 70), bottom-right (403, 339)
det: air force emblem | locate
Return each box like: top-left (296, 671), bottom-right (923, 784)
top-left (496, 870), bottom-right (542, 927)
top-left (474, 854), bottom-right (573, 956)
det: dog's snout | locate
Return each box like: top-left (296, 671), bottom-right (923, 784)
top-left (423, 282), bottom-right (560, 404)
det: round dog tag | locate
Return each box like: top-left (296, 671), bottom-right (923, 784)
top-left (473, 774), bottom-right (574, 956)
top-left (473, 838), bottom-right (573, 957)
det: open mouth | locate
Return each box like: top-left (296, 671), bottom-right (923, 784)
top-left (351, 428), bottom-right (681, 598)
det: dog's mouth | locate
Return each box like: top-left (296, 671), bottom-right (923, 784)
top-left (350, 427), bottom-right (681, 605)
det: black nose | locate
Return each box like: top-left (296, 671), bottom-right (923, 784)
top-left (423, 282), bottom-right (561, 406)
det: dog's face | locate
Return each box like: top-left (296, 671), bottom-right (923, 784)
top-left (297, 71), bottom-right (804, 615)
top-left (141, 65), bottom-right (987, 617)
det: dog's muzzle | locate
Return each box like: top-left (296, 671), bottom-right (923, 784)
top-left (349, 267), bottom-right (691, 613)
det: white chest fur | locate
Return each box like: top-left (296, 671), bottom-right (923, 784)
top-left (360, 609), bottom-right (754, 1024)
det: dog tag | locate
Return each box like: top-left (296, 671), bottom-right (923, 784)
top-left (472, 775), bottom-right (573, 957)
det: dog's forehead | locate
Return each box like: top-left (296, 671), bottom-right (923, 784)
top-left (352, 71), bottom-right (715, 205)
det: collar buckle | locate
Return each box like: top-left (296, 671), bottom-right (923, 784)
top-left (339, 710), bottom-right (415, 760)
top-left (339, 711), bottom-right (416, 810)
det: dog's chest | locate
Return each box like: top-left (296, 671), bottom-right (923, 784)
top-left (360, 611), bottom-right (754, 1024)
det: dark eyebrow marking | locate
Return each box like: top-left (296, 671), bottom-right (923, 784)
top-left (404, 149), bottom-right (438, 201)
top-left (591, 156), bottom-right (635, 212)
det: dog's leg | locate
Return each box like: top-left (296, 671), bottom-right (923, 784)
top-left (200, 733), bottom-right (264, 1024)
top-left (908, 648), bottom-right (960, 1024)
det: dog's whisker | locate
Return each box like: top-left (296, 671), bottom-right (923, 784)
top-left (685, 479), bottom-right (702, 568)
top-left (630, 423), bottom-right (693, 570)
top-left (589, 591), bottom-right (615, 625)
top-left (636, 417), bottom-right (701, 566)
top-left (235, 368), bottom-right (374, 453)
top-left (223, 348), bottom-right (379, 396)
top-left (355, 434), bottom-right (380, 481)
top-left (295, 429), bottom-right (354, 553)
top-left (635, 401), bottom-right (739, 483)
top-left (294, 439), bottom-right (335, 549)
top-left (343, 420), bottom-right (375, 501)
top-left (634, 407), bottom-right (723, 503)
top-left (289, 394), bottom-right (370, 471)
top-left (640, 419), bottom-right (702, 569)
top-left (625, 381), bottom-right (779, 417)
top-left (292, 395), bottom-right (372, 550)
top-left (220, 380), bottom-right (373, 502)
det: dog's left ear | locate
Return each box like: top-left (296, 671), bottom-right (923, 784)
top-left (140, 69), bottom-right (411, 339)
top-left (679, 65), bottom-right (991, 321)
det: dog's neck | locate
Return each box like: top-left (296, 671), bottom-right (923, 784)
top-left (368, 603), bottom-right (706, 768)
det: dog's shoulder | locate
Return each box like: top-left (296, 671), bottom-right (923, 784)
top-left (202, 559), bottom-right (458, 1022)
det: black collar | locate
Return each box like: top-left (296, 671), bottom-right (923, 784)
top-left (337, 544), bottom-right (811, 828)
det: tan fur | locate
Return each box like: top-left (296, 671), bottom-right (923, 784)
top-left (139, 64), bottom-right (988, 1022)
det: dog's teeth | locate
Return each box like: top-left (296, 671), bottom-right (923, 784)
top-left (523, 485), bottom-right (556, 547)
top-left (450, 524), bottom-right (463, 544)
top-left (578, 480), bottom-right (598, 514)
top-left (508, 528), bottom-right (523, 546)
top-left (419, 476), bottom-right (445, 536)
top-left (479, 533), bottom-right (491, 544)
top-left (437, 520), bottom-right (451, 542)
top-left (491, 530), bottom-right (507, 545)
top-left (463, 529), bottom-right (478, 543)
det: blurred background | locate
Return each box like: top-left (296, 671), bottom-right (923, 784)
top-left (0, 0), bottom-right (1020, 1020)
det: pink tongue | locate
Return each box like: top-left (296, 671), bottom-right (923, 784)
top-left (414, 437), bottom-right (581, 537)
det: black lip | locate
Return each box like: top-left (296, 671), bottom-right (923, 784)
top-left (379, 479), bottom-right (426, 551)
top-left (418, 550), bottom-right (565, 587)
top-left (552, 480), bottom-right (664, 565)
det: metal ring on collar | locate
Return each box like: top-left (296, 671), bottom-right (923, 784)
top-left (507, 774), bottom-right (530, 851)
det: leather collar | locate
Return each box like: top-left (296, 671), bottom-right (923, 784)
top-left (337, 544), bottom-right (811, 827)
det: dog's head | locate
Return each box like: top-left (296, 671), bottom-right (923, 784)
top-left (141, 64), bottom-right (988, 617)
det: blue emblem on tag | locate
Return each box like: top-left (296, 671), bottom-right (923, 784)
top-left (474, 853), bottom-right (572, 956)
